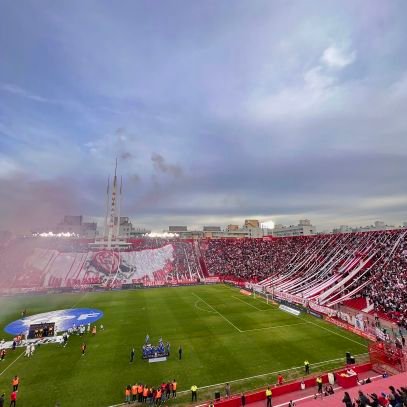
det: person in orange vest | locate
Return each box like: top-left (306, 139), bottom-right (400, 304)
top-left (137, 383), bottom-right (143, 402)
top-left (9, 390), bottom-right (17, 407)
top-left (155, 387), bottom-right (162, 405)
top-left (143, 385), bottom-right (148, 403)
top-left (131, 383), bottom-right (138, 402)
top-left (125, 385), bottom-right (131, 404)
top-left (12, 376), bottom-right (19, 391)
top-left (172, 379), bottom-right (177, 398)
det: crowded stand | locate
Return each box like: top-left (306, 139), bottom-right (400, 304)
top-left (201, 229), bottom-right (407, 326)
top-left (1, 229), bottom-right (407, 325)
top-left (363, 237), bottom-right (407, 329)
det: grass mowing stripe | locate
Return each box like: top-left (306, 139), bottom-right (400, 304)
top-left (0, 285), bottom-right (369, 406)
top-left (194, 300), bottom-right (216, 314)
top-left (175, 352), bottom-right (368, 392)
top-left (0, 351), bottom-right (24, 377)
top-left (192, 293), bottom-right (242, 332)
top-left (241, 322), bottom-right (308, 332)
top-left (231, 286), bottom-right (368, 348)
top-left (232, 295), bottom-right (263, 311)
top-left (298, 316), bottom-right (368, 348)
top-left (69, 291), bottom-right (89, 309)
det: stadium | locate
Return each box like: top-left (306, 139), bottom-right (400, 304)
top-left (1, 1), bottom-right (407, 407)
top-left (0, 214), bottom-right (406, 406)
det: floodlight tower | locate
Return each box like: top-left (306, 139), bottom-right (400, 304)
top-left (107, 158), bottom-right (119, 249)
top-left (103, 176), bottom-right (110, 238)
top-left (115, 176), bottom-right (123, 239)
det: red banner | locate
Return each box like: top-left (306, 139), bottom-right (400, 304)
top-left (309, 301), bottom-right (337, 317)
top-left (325, 316), bottom-right (376, 341)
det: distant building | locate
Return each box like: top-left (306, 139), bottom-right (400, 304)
top-left (63, 215), bottom-right (83, 226)
top-left (272, 220), bottom-right (316, 237)
top-left (203, 226), bottom-right (221, 232)
top-left (244, 219), bottom-right (260, 229)
top-left (332, 225), bottom-right (353, 234)
top-left (169, 226), bottom-right (188, 232)
top-left (56, 215), bottom-right (97, 238)
top-left (114, 217), bottom-right (150, 238)
top-left (333, 220), bottom-right (401, 234)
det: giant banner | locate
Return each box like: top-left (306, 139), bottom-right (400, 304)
top-left (13, 244), bottom-right (199, 290)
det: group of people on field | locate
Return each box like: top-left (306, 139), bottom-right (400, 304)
top-left (141, 336), bottom-right (170, 359)
top-left (125, 380), bottom-right (177, 405)
top-left (0, 375), bottom-right (20, 407)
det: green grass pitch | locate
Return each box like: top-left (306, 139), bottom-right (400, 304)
top-left (0, 285), bottom-right (368, 406)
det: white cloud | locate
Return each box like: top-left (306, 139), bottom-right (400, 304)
top-left (321, 46), bottom-right (356, 69)
top-left (0, 156), bottom-right (19, 178)
top-left (0, 83), bottom-right (48, 103)
top-left (304, 66), bottom-right (335, 90)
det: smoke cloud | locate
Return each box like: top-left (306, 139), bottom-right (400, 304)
top-left (0, 172), bottom-right (81, 234)
top-left (121, 151), bottom-right (133, 160)
top-left (151, 153), bottom-right (183, 178)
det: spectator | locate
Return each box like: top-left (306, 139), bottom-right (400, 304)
top-left (342, 391), bottom-right (353, 407)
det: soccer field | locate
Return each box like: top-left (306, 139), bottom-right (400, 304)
top-left (0, 285), bottom-right (369, 406)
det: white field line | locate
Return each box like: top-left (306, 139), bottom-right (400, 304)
top-left (107, 353), bottom-right (369, 406)
top-left (245, 287), bottom-right (368, 348)
top-left (174, 352), bottom-right (368, 393)
top-left (194, 300), bottom-right (216, 314)
top-left (192, 293), bottom-right (242, 333)
top-left (241, 322), bottom-right (308, 333)
top-left (0, 351), bottom-right (24, 377)
top-left (224, 284), bottom-right (278, 311)
top-left (202, 287), bottom-right (367, 347)
top-left (229, 286), bottom-right (368, 348)
top-left (70, 291), bottom-right (89, 309)
top-left (232, 295), bottom-right (263, 311)
top-left (297, 316), bottom-right (368, 348)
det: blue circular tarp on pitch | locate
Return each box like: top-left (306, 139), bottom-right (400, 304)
top-left (4, 308), bottom-right (104, 335)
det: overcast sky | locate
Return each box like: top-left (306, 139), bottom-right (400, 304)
top-left (1, 0), bottom-right (407, 233)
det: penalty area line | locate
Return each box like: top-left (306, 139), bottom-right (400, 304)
top-left (241, 322), bottom-right (308, 333)
top-left (232, 295), bottom-right (264, 311)
top-left (0, 352), bottom-right (24, 377)
top-left (194, 300), bottom-right (216, 314)
top-left (192, 293), bottom-right (242, 333)
top-left (297, 316), bottom-right (368, 348)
